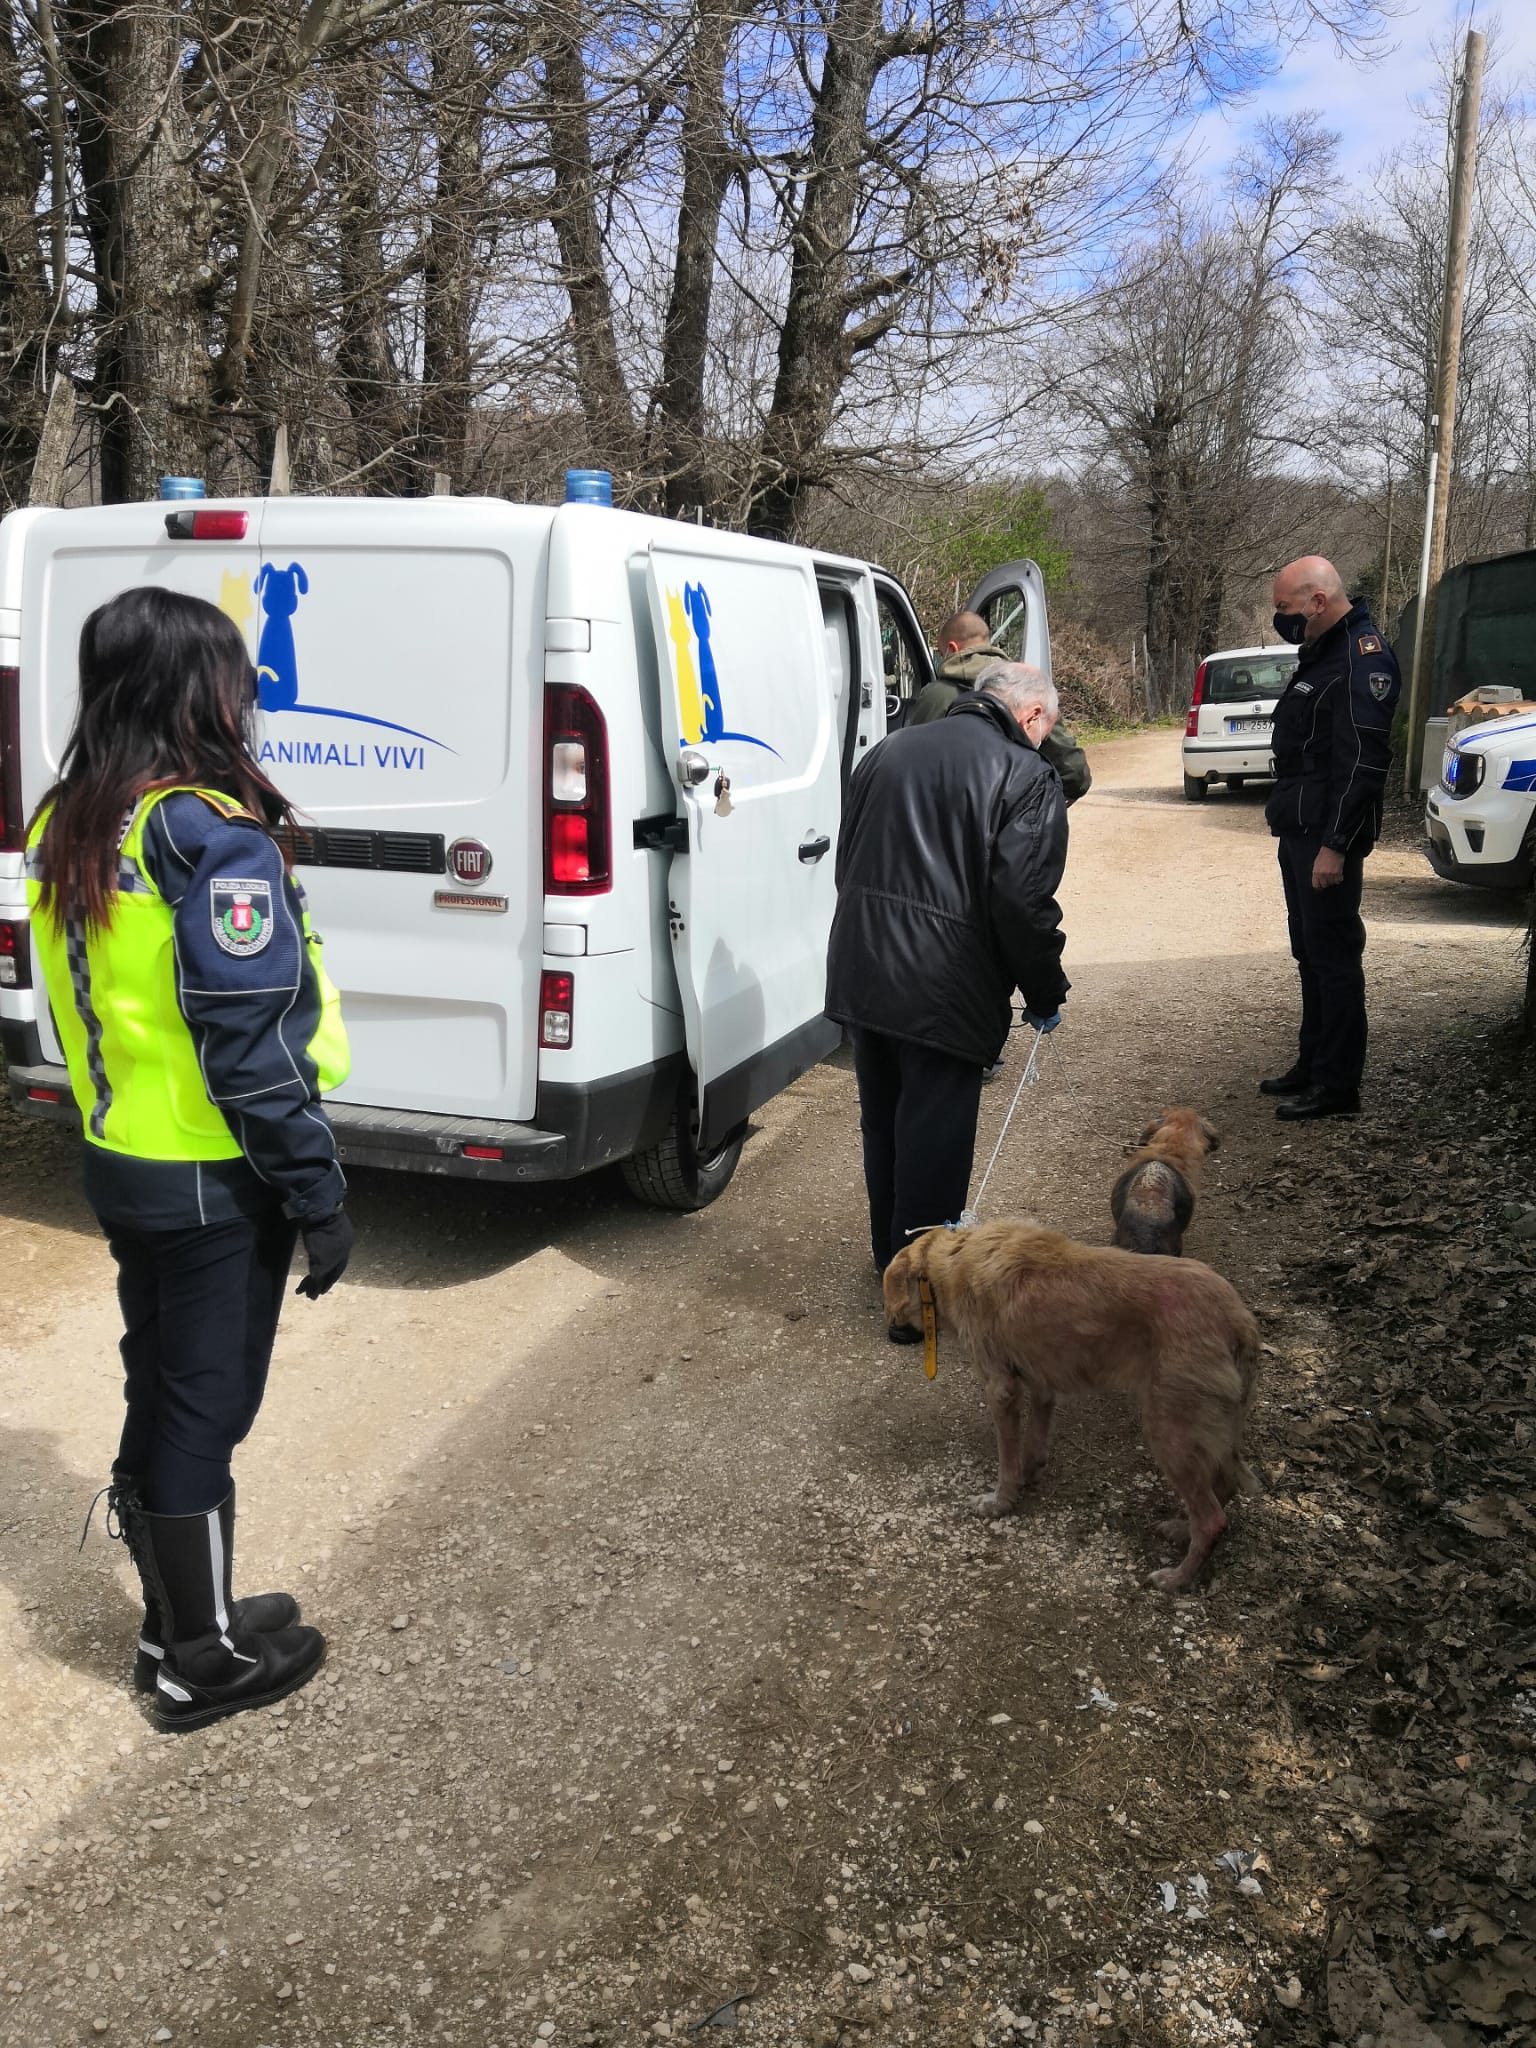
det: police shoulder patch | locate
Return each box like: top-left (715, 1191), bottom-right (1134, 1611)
top-left (1357, 633), bottom-right (1382, 655)
top-left (1368, 670), bottom-right (1395, 701)
top-left (192, 789), bottom-right (260, 824)
top-left (211, 877), bottom-right (274, 956)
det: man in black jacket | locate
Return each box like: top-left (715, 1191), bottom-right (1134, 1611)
top-left (1262, 554), bottom-right (1401, 1121)
top-left (826, 663), bottom-right (1070, 1273)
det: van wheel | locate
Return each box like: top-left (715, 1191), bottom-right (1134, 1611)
top-left (1182, 773), bottom-right (1209, 802)
top-left (621, 1095), bottom-right (745, 1212)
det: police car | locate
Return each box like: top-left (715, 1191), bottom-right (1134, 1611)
top-left (1181, 643), bottom-right (1298, 800)
top-left (1424, 709), bottom-right (1536, 888)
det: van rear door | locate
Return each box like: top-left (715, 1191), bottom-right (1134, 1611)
top-left (252, 499), bottom-right (551, 1121)
top-left (966, 560), bottom-right (1052, 674)
top-left (644, 537), bottom-right (841, 1149)
top-left (20, 502), bottom-right (268, 1063)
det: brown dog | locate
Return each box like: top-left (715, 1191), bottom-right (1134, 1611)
top-left (1110, 1108), bottom-right (1220, 1257)
top-left (883, 1220), bottom-right (1259, 1591)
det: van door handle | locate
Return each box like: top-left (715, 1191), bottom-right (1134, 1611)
top-left (798, 832), bottom-right (832, 864)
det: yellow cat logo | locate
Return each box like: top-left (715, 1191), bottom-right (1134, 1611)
top-left (217, 569), bottom-right (255, 645)
top-left (666, 589), bottom-right (708, 745)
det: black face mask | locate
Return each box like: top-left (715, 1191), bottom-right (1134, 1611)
top-left (1272, 609), bottom-right (1309, 646)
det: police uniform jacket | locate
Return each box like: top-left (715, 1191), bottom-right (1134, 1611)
top-left (1265, 602), bottom-right (1401, 853)
top-left (906, 643), bottom-right (1092, 803)
top-left (825, 693), bottom-right (1070, 1067)
top-left (30, 790), bottom-right (346, 1231)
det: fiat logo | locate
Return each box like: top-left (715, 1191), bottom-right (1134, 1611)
top-left (448, 838), bottom-right (493, 886)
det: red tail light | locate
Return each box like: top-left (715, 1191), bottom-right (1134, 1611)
top-left (0, 917), bottom-right (29, 988)
top-left (544, 685), bottom-right (611, 894)
top-left (163, 509), bottom-right (249, 542)
top-left (1184, 661), bottom-right (1208, 739)
top-left (539, 969), bottom-right (574, 1049)
top-left (0, 667), bottom-right (21, 852)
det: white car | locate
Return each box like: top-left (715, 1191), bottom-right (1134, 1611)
top-left (1424, 710), bottom-right (1536, 888)
top-left (1181, 644), bottom-right (1298, 801)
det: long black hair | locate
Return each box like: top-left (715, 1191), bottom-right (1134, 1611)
top-left (32, 585), bottom-right (294, 931)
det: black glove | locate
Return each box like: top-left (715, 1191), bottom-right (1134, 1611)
top-left (295, 1208), bottom-right (353, 1299)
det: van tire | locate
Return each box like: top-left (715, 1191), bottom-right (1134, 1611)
top-left (621, 1097), bottom-right (745, 1211)
top-left (1182, 772), bottom-right (1209, 802)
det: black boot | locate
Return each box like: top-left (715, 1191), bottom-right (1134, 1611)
top-left (1258, 1063), bottom-right (1311, 1097)
top-left (130, 1482), bottom-right (301, 1694)
top-left (1275, 1084), bottom-right (1360, 1122)
top-left (117, 1490), bottom-right (325, 1732)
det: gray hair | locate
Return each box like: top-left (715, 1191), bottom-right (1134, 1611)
top-left (977, 660), bottom-right (1058, 722)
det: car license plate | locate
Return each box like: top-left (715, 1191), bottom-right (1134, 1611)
top-left (1229, 717), bottom-right (1271, 735)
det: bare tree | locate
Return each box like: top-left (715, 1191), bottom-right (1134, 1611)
top-left (0, 5), bottom-right (52, 505)
top-left (1057, 116), bottom-right (1337, 704)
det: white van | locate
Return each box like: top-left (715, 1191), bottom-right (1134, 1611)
top-left (0, 487), bottom-right (1049, 1209)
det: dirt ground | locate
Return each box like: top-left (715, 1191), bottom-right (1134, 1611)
top-left (2, 730), bottom-right (1532, 2048)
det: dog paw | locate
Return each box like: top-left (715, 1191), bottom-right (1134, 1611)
top-left (1153, 1516), bottom-right (1189, 1543)
top-left (972, 1492), bottom-right (1019, 1520)
top-left (1146, 1565), bottom-right (1192, 1594)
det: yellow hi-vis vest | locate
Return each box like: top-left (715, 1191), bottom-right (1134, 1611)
top-left (26, 786), bottom-right (348, 1160)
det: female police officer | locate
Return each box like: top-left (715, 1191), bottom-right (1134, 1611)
top-left (27, 586), bottom-right (352, 1731)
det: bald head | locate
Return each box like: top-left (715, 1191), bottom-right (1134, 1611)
top-left (938, 610), bottom-right (990, 656)
top-left (1272, 556), bottom-right (1350, 642)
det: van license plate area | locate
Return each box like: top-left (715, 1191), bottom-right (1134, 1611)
top-left (1228, 717), bottom-right (1271, 735)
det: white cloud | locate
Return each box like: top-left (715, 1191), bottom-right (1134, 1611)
top-left (1181, 2), bottom-right (1536, 192)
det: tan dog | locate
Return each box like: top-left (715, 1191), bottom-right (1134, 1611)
top-left (884, 1220), bottom-right (1259, 1591)
top-left (1110, 1108), bottom-right (1220, 1257)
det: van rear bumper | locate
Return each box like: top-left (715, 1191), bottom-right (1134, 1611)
top-left (5, 1053), bottom-right (684, 1185)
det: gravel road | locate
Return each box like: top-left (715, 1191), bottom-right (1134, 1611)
top-left (0, 729), bottom-right (1525, 2048)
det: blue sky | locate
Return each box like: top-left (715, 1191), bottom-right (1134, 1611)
top-left (1185, 1), bottom-right (1536, 188)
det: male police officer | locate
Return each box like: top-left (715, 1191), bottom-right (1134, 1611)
top-left (1261, 555), bottom-right (1401, 1121)
top-left (907, 610), bottom-right (1091, 803)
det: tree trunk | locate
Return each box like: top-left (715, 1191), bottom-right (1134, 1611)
top-left (652, 0), bottom-right (744, 518)
top-left (417, 5), bottom-right (485, 492)
top-left (61, 0), bottom-right (215, 501)
top-left (752, 0), bottom-right (890, 541)
top-left (330, 60), bottom-right (414, 495)
top-left (0, 11), bottom-right (51, 509)
top-left (539, 10), bottom-right (641, 487)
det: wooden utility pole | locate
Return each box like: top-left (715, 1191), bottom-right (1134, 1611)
top-left (1377, 471), bottom-right (1394, 622)
top-left (1403, 25), bottom-right (1486, 795)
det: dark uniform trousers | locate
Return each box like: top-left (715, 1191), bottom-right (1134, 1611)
top-left (108, 1206), bottom-right (299, 1516)
top-left (852, 1028), bottom-right (984, 1271)
top-left (1277, 834), bottom-right (1367, 1093)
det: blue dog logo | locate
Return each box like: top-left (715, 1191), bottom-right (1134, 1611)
top-left (231, 559), bottom-right (452, 752)
top-left (255, 562), bottom-right (307, 712)
top-left (669, 579), bottom-right (777, 755)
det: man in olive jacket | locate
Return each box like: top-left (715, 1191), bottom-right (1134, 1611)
top-left (826, 663), bottom-right (1070, 1275)
top-left (906, 611), bottom-right (1091, 803)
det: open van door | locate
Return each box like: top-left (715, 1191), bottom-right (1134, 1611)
top-left (967, 559), bottom-right (1052, 675)
top-left (645, 537), bottom-right (842, 1149)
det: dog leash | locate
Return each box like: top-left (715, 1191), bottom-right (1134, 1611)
top-left (903, 1025), bottom-right (1059, 1384)
top-left (904, 1023), bottom-right (1059, 1241)
top-left (968, 1025), bottom-right (1049, 1221)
